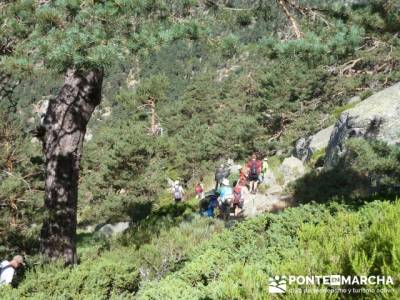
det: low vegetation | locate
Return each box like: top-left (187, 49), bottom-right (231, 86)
top-left (1, 198), bottom-right (399, 299)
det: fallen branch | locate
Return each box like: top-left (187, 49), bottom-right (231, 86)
top-left (339, 58), bottom-right (362, 75)
top-left (276, 0), bottom-right (302, 39)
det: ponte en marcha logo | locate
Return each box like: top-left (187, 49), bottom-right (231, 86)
top-left (268, 275), bottom-right (395, 294)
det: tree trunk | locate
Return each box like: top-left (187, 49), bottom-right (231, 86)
top-left (40, 68), bottom-right (103, 265)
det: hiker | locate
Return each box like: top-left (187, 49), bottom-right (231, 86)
top-left (218, 178), bottom-right (233, 221)
top-left (232, 183), bottom-right (244, 217)
top-left (260, 157), bottom-right (269, 183)
top-left (195, 177), bottom-right (205, 200)
top-left (215, 164), bottom-right (230, 191)
top-left (239, 165), bottom-right (248, 186)
top-left (246, 154), bottom-right (262, 194)
top-left (171, 180), bottom-right (184, 203)
top-left (207, 193), bottom-right (219, 217)
top-left (199, 195), bottom-right (209, 216)
top-left (199, 193), bottom-right (218, 217)
top-left (0, 255), bottom-right (24, 286)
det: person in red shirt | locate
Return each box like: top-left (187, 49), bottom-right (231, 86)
top-left (232, 183), bottom-right (244, 217)
top-left (246, 154), bottom-right (262, 194)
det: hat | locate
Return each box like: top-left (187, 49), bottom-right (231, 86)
top-left (174, 180), bottom-right (179, 185)
top-left (13, 255), bottom-right (24, 266)
top-left (222, 178), bottom-right (230, 186)
top-left (263, 157), bottom-right (268, 161)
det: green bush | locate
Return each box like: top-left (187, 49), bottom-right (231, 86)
top-left (346, 139), bottom-right (400, 196)
top-left (3, 197), bottom-right (400, 299)
top-left (331, 102), bottom-right (357, 119)
top-left (219, 33), bottom-right (241, 58)
top-left (139, 200), bottom-right (400, 299)
top-left (1, 213), bottom-right (223, 299)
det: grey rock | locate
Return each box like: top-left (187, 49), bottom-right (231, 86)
top-left (325, 82), bottom-right (400, 167)
top-left (241, 187), bottom-right (285, 217)
top-left (263, 169), bottom-right (276, 187)
top-left (295, 125), bottom-right (334, 161)
top-left (267, 184), bottom-right (283, 195)
top-left (279, 156), bottom-right (305, 185)
top-left (82, 225), bottom-right (96, 233)
top-left (294, 136), bottom-right (312, 161)
top-left (346, 95), bottom-right (361, 105)
top-left (96, 222), bottom-right (130, 237)
top-left (309, 125), bottom-right (334, 153)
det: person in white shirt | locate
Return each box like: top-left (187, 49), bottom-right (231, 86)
top-left (0, 255), bottom-right (24, 286)
top-left (171, 180), bottom-right (184, 203)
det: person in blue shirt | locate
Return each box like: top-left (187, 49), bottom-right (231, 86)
top-left (218, 178), bottom-right (233, 221)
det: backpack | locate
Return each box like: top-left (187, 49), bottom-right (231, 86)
top-left (250, 160), bottom-right (258, 176)
top-left (173, 186), bottom-right (182, 199)
top-left (233, 186), bottom-right (242, 204)
top-left (0, 264), bottom-right (12, 278)
top-left (220, 188), bottom-right (233, 205)
top-left (195, 184), bottom-right (203, 194)
top-left (209, 196), bottom-right (218, 208)
top-left (216, 167), bottom-right (225, 180)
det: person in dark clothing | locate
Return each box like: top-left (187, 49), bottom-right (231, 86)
top-left (199, 193), bottom-right (219, 217)
top-left (214, 163), bottom-right (230, 191)
top-left (246, 154), bottom-right (262, 194)
top-left (207, 194), bottom-right (219, 217)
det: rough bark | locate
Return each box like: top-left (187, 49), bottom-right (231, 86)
top-left (40, 68), bottom-right (103, 265)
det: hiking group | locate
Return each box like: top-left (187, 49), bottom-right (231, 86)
top-left (171, 154), bottom-right (268, 220)
top-left (210, 153), bottom-right (267, 220)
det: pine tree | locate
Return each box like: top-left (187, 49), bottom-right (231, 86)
top-left (0, 0), bottom-right (172, 264)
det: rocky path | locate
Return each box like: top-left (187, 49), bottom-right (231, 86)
top-left (241, 189), bottom-right (294, 217)
top-left (241, 170), bottom-right (295, 218)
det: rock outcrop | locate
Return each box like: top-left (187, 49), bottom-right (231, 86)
top-left (279, 156), bottom-right (305, 185)
top-left (325, 83), bottom-right (400, 167)
top-left (262, 169), bottom-right (277, 187)
top-left (95, 222), bottom-right (130, 237)
top-left (295, 125), bottom-right (334, 161)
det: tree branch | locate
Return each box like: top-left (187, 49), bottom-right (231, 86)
top-left (276, 0), bottom-right (302, 39)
